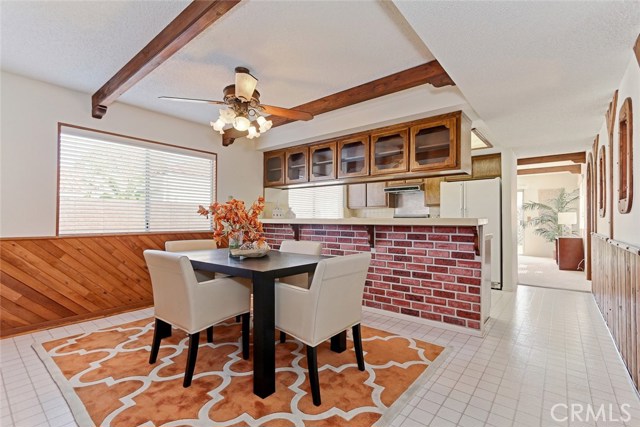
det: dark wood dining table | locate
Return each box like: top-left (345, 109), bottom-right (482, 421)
top-left (177, 248), bottom-right (336, 398)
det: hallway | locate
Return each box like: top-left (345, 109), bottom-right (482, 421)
top-left (518, 255), bottom-right (591, 293)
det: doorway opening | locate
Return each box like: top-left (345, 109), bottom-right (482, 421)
top-left (516, 169), bottom-right (590, 292)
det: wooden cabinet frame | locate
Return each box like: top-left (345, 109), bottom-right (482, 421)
top-left (337, 135), bottom-right (370, 178)
top-left (263, 150), bottom-right (285, 187)
top-left (285, 147), bottom-right (309, 185)
top-left (309, 141), bottom-right (337, 182)
top-left (598, 145), bottom-right (607, 217)
top-left (618, 97), bottom-right (633, 214)
top-left (370, 127), bottom-right (408, 175)
top-left (409, 117), bottom-right (457, 172)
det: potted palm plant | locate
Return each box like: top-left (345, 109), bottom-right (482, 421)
top-left (522, 188), bottom-right (579, 243)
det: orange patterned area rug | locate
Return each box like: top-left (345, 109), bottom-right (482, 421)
top-left (34, 318), bottom-right (446, 427)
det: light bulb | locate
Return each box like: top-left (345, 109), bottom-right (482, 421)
top-left (257, 116), bottom-right (272, 133)
top-left (233, 116), bottom-right (251, 131)
top-left (247, 126), bottom-right (260, 139)
top-left (219, 108), bottom-right (236, 124)
top-left (211, 118), bottom-right (226, 132)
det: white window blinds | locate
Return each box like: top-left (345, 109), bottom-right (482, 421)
top-left (288, 186), bottom-right (344, 219)
top-left (58, 128), bottom-right (216, 235)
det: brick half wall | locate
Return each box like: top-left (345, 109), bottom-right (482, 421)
top-left (263, 223), bottom-right (482, 330)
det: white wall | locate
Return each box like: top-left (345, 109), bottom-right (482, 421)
top-left (611, 57), bottom-right (640, 246)
top-left (0, 71), bottom-right (263, 238)
top-left (518, 172), bottom-right (581, 258)
top-left (501, 148), bottom-right (518, 292)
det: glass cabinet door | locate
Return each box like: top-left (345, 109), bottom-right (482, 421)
top-left (410, 118), bottom-right (456, 172)
top-left (309, 142), bottom-right (336, 181)
top-left (263, 151), bottom-right (285, 186)
top-left (370, 128), bottom-right (408, 175)
top-left (285, 147), bottom-right (308, 184)
top-left (338, 136), bottom-right (369, 178)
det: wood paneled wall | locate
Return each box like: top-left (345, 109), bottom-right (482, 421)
top-left (0, 232), bottom-right (213, 337)
top-left (592, 233), bottom-right (640, 391)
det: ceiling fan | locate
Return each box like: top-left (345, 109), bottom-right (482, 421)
top-left (160, 67), bottom-right (313, 141)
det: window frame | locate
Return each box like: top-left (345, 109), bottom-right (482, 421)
top-left (617, 97), bottom-right (633, 214)
top-left (56, 123), bottom-right (217, 236)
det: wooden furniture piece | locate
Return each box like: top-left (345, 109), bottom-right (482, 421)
top-left (179, 248), bottom-right (328, 398)
top-left (409, 116), bottom-right (457, 172)
top-left (347, 182), bottom-right (387, 208)
top-left (370, 127), bottom-right (409, 175)
top-left (285, 147), bottom-right (308, 185)
top-left (338, 135), bottom-right (370, 178)
top-left (143, 250), bottom-right (251, 387)
top-left (264, 151), bottom-right (285, 187)
top-left (555, 237), bottom-right (585, 271)
top-left (309, 142), bottom-right (336, 182)
top-left (263, 111), bottom-right (471, 189)
top-left (274, 253), bottom-right (371, 406)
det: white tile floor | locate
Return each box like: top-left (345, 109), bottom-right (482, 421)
top-left (1, 286), bottom-right (639, 427)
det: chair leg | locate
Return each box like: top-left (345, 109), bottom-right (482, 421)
top-left (183, 332), bottom-right (200, 388)
top-left (352, 324), bottom-right (365, 371)
top-left (306, 345), bottom-right (321, 406)
top-left (279, 331), bottom-right (286, 343)
top-left (241, 312), bottom-right (251, 360)
top-left (206, 326), bottom-right (214, 343)
top-left (149, 318), bottom-right (171, 364)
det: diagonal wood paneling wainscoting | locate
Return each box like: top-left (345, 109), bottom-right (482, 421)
top-left (0, 232), bottom-right (214, 338)
top-left (592, 233), bottom-right (640, 391)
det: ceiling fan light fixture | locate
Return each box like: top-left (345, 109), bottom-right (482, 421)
top-left (235, 67), bottom-right (258, 102)
top-left (233, 115), bottom-right (251, 132)
top-left (210, 119), bottom-right (225, 134)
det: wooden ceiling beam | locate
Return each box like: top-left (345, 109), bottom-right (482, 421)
top-left (517, 164), bottom-right (582, 176)
top-left (223, 60), bottom-right (455, 145)
top-left (517, 151), bottom-right (586, 166)
top-left (269, 60), bottom-right (455, 128)
top-left (91, 0), bottom-right (241, 119)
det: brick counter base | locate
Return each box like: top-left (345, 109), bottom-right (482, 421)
top-left (263, 224), bottom-right (482, 330)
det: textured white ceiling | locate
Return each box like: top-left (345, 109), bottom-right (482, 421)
top-left (394, 1), bottom-right (640, 156)
top-left (0, 0), bottom-right (434, 127)
top-left (2, 1), bottom-right (638, 158)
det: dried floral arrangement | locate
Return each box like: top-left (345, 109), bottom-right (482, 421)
top-left (198, 196), bottom-right (266, 245)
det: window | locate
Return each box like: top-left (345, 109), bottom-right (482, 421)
top-left (58, 126), bottom-right (216, 235)
top-left (618, 97), bottom-right (633, 214)
top-left (288, 186), bottom-right (344, 219)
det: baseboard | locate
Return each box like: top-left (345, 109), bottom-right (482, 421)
top-left (0, 301), bottom-right (153, 339)
top-left (362, 306), bottom-right (483, 337)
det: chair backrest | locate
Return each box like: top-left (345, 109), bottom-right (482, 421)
top-left (165, 239), bottom-right (217, 252)
top-left (308, 252), bottom-right (371, 344)
top-left (143, 250), bottom-right (200, 329)
top-left (279, 239), bottom-right (322, 256)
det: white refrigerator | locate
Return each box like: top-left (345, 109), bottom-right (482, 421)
top-left (440, 177), bottom-right (502, 287)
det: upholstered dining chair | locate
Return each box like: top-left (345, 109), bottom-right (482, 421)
top-left (278, 240), bottom-right (323, 288)
top-left (274, 252), bottom-right (371, 405)
top-left (144, 250), bottom-right (251, 387)
top-left (165, 239), bottom-right (219, 282)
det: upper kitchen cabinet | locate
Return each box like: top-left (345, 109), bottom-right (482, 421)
top-left (285, 147), bottom-right (308, 184)
top-left (264, 150), bottom-right (285, 187)
top-left (409, 111), bottom-right (471, 175)
top-left (370, 127), bottom-right (408, 175)
top-left (309, 141), bottom-right (336, 182)
top-left (338, 135), bottom-right (370, 178)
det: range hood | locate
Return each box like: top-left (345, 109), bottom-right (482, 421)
top-left (384, 184), bottom-right (423, 194)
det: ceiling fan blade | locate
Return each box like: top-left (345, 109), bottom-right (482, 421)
top-left (159, 96), bottom-right (225, 105)
top-left (235, 67), bottom-right (258, 102)
top-left (261, 104), bottom-right (314, 121)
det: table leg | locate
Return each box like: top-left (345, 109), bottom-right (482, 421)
top-left (331, 331), bottom-right (347, 353)
top-left (252, 273), bottom-right (276, 398)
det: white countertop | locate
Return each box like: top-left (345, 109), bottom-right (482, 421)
top-left (261, 217), bottom-right (488, 226)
